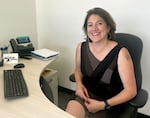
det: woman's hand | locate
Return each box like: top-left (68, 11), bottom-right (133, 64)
top-left (85, 98), bottom-right (105, 113)
top-left (75, 83), bottom-right (89, 101)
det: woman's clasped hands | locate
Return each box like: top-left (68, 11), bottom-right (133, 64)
top-left (76, 83), bottom-right (105, 113)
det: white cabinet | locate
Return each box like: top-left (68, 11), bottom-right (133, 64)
top-left (42, 68), bottom-right (58, 105)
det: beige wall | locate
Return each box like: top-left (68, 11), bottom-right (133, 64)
top-left (0, 0), bottom-right (37, 50)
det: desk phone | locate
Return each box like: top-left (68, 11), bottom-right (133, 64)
top-left (10, 36), bottom-right (34, 57)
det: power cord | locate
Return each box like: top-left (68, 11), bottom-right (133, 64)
top-left (0, 45), bottom-right (9, 53)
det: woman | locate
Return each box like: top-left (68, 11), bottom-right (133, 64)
top-left (66, 7), bottom-right (137, 118)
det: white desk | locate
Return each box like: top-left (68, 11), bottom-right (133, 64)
top-left (0, 58), bottom-right (75, 118)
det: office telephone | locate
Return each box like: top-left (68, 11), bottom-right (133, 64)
top-left (10, 36), bottom-right (34, 57)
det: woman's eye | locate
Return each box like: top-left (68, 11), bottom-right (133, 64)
top-left (98, 22), bottom-right (102, 25)
top-left (87, 24), bottom-right (92, 27)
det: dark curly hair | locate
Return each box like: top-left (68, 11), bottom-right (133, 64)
top-left (83, 7), bottom-right (116, 41)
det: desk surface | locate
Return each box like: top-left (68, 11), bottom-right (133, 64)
top-left (0, 58), bottom-right (75, 118)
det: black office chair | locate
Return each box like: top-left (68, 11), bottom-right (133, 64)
top-left (40, 76), bottom-right (54, 103)
top-left (69, 33), bottom-right (148, 118)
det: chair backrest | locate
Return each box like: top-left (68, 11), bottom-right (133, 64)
top-left (114, 33), bottom-right (143, 90)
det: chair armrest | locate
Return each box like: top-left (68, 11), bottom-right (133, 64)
top-left (69, 73), bottom-right (76, 82)
top-left (129, 89), bottom-right (148, 108)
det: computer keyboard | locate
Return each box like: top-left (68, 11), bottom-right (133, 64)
top-left (3, 69), bottom-right (28, 99)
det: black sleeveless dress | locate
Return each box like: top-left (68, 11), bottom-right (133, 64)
top-left (75, 42), bottom-right (134, 118)
top-left (81, 42), bottom-right (123, 99)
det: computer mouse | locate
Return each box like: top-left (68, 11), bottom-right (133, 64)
top-left (14, 63), bottom-right (25, 68)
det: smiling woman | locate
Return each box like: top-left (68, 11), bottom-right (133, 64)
top-left (36, 0), bottom-right (150, 116)
top-left (83, 7), bottom-right (116, 42)
top-left (65, 7), bottom-right (137, 118)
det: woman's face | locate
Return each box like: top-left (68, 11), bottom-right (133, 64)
top-left (87, 14), bottom-right (110, 42)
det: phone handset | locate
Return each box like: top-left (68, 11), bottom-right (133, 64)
top-left (10, 39), bottom-right (19, 53)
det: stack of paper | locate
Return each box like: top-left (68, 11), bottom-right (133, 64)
top-left (31, 48), bottom-right (59, 60)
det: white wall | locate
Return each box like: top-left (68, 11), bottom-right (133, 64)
top-left (0, 0), bottom-right (38, 50)
top-left (36, 0), bottom-right (150, 115)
